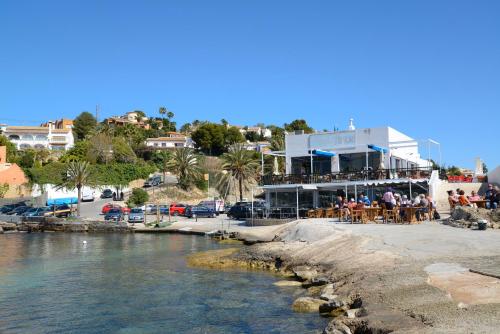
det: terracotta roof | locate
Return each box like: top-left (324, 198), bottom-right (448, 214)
top-left (5, 126), bottom-right (49, 133)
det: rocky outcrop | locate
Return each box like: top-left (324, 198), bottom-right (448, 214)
top-left (291, 297), bottom-right (325, 313)
top-left (445, 207), bottom-right (500, 229)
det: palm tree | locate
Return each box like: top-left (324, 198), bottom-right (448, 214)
top-left (159, 106), bottom-right (167, 118)
top-left (167, 148), bottom-right (201, 190)
top-left (219, 144), bottom-right (259, 201)
top-left (57, 160), bottom-right (92, 217)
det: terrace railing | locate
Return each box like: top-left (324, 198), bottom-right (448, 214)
top-left (259, 167), bottom-right (437, 186)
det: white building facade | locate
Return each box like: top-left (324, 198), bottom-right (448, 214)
top-left (4, 124), bottom-right (74, 151)
top-left (285, 126), bottom-right (430, 175)
top-left (261, 123), bottom-right (441, 215)
top-left (145, 132), bottom-right (193, 149)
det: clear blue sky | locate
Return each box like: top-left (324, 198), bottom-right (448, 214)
top-left (0, 0), bottom-right (499, 169)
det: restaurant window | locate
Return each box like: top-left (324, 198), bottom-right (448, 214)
top-left (291, 156), bottom-right (332, 175)
top-left (339, 152), bottom-right (381, 172)
top-left (270, 190), bottom-right (313, 209)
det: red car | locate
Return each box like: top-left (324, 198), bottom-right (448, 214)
top-left (101, 203), bottom-right (131, 214)
top-left (169, 203), bottom-right (187, 216)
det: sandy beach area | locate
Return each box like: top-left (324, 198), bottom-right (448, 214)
top-left (162, 217), bottom-right (500, 333)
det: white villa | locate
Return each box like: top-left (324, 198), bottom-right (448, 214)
top-left (145, 132), bottom-right (193, 149)
top-left (4, 119), bottom-right (74, 151)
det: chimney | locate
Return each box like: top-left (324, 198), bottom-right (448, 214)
top-left (348, 118), bottom-right (355, 130)
top-left (0, 146), bottom-right (6, 164)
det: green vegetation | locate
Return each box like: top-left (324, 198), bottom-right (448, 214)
top-left (73, 111), bottom-right (97, 141)
top-left (0, 135), bottom-right (18, 162)
top-left (284, 119), bottom-right (313, 134)
top-left (0, 183), bottom-right (9, 198)
top-left (127, 187), bottom-right (149, 207)
top-left (191, 122), bottom-right (244, 155)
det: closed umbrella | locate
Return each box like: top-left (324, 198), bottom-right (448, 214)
top-left (273, 156), bottom-right (280, 175)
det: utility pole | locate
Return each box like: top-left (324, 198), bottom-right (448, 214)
top-left (95, 104), bottom-right (100, 122)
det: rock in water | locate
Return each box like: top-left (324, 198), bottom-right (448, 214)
top-left (292, 297), bottom-right (325, 313)
top-left (273, 280), bottom-right (303, 287)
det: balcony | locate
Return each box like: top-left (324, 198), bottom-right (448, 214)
top-left (260, 167), bottom-right (441, 186)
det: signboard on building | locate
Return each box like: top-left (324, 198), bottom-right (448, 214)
top-left (309, 131), bottom-right (356, 149)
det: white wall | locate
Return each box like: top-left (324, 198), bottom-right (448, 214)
top-left (488, 166), bottom-right (500, 185)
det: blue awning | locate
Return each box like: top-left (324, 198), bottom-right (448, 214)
top-left (311, 149), bottom-right (336, 157)
top-left (368, 144), bottom-right (388, 154)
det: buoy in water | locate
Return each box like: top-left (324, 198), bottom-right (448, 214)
top-left (83, 240), bottom-right (87, 244)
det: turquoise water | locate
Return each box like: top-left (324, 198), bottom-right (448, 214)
top-left (0, 233), bottom-right (327, 333)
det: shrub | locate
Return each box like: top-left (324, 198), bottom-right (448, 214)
top-left (127, 188), bottom-right (149, 207)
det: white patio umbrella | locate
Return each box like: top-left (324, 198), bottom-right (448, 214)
top-left (273, 156), bottom-right (280, 175)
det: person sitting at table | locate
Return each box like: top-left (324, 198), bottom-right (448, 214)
top-left (458, 190), bottom-right (472, 207)
top-left (356, 199), bottom-right (365, 210)
top-left (400, 194), bottom-right (410, 220)
top-left (447, 190), bottom-right (459, 210)
top-left (468, 190), bottom-right (481, 202)
top-left (382, 188), bottom-right (395, 210)
top-left (359, 193), bottom-right (371, 206)
top-left (394, 193), bottom-right (402, 207)
top-left (415, 194), bottom-right (429, 221)
top-left (485, 184), bottom-right (498, 209)
top-left (412, 192), bottom-right (421, 206)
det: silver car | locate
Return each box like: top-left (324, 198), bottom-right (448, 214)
top-left (128, 208), bottom-right (144, 223)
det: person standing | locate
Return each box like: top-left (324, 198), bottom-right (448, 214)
top-left (382, 188), bottom-right (395, 210)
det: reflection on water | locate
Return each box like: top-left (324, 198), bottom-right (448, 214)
top-left (0, 233), bottom-right (326, 333)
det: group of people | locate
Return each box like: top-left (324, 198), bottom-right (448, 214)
top-left (382, 188), bottom-right (436, 221)
top-left (330, 192), bottom-right (371, 220)
top-left (448, 184), bottom-right (499, 209)
top-left (327, 189), bottom-right (435, 222)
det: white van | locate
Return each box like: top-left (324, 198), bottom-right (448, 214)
top-left (81, 189), bottom-right (95, 202)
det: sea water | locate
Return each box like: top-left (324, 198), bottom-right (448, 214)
top-left (0, 233), bottom-right (327, 333)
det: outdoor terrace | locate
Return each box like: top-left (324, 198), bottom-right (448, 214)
top-left (260, 167), bottom-right (443, 186)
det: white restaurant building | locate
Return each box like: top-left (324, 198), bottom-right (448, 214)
top-left (261, 120), bottom-right (442, 213)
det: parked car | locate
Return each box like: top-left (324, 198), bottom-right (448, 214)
top-left (144, 175), bottom-right (162, 187)
top-left (198, 200), bottom-right (225, 214)
top-left (128, 208), bottom-right (144, 223)
top-left (48, 204), bottom-right (72, 218)
top-left (6, 206), bottom-right (31, 215)
top-left (184, 205), bottom-right (216, 218)
top-left (227, 201), bottom-right (266, 220)
top-left (21, 207), bottom-right (52, 217)
top-left (104, 208), bottom-right (123, 221)
top-left (101, 203), bottom-right (130, 214)
top-left (101, 189), bottom-right (114, 199)
top-left (169, 203), bottom-right (187, 216)
top-left (147, 205), bottom-right (168, 215)
top-left (0, 202), bottom-right (28, 214)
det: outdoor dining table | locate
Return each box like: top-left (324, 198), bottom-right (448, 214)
top-left (401, 207), bottom-right (419, 223)
top-left (471, 200), bottom-right (488, 209)
top-left (364, 207), bottom-right (382, 222)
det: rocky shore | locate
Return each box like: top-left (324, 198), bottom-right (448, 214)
top-left (187, 219), bottom-right (500, 333)
top-left (0, 221), bottom-right (133, 233)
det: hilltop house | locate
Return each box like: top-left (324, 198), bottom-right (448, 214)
top-left (105, 111), bottom-right (151, 129)
top-left (4, 119), bottom-right (74, 151)
top-left (145, 132), bottom-right (193, 149)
